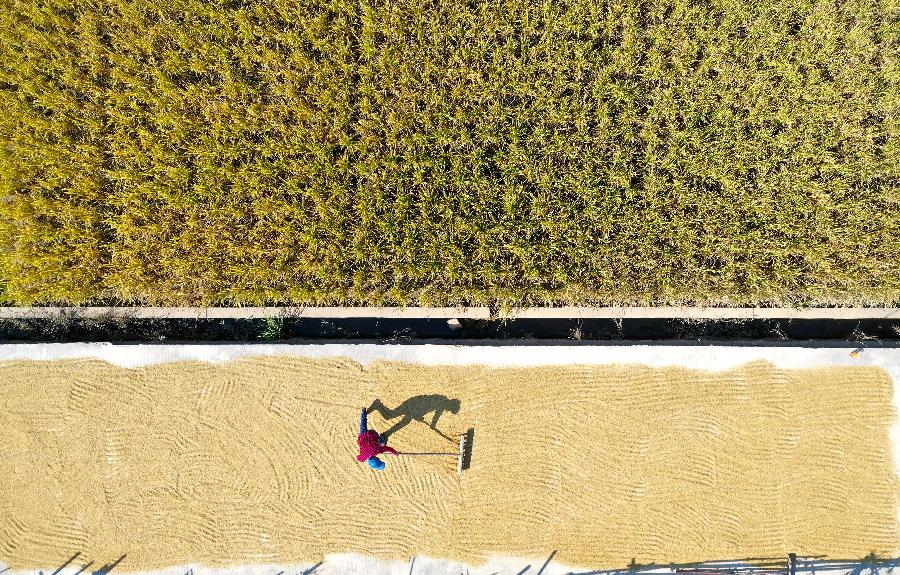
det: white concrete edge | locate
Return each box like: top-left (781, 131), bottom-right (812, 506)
top-left (0, 306), bottom-right (899, 320)
top-left (0, 307), bottom-right (492, 319)
top-left (507, 306), bottom-right (900, 320)
top-left (0, 553), bottom-right (869, 575)
top-left (0, 553), bottom-right (639, 575)
top-left (1, 341), bottom-right (897, 370)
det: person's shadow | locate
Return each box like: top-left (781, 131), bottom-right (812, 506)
top-left (368, 395), bottom-right (461, 442)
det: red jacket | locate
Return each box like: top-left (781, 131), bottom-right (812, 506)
top-left (357, 430), bottom-right (399, 461)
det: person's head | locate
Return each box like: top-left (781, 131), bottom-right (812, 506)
top-left (449, 398), bottom-right (461, 414)
top-left (367, 456), bottom-right (385, 470)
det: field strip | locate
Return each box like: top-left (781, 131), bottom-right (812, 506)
top-left (2, 342), bottom-right (899, 478)
top-left (0, 307), bottom-right (898, 320)
top-left (3, 341), bottom-right (898, 476)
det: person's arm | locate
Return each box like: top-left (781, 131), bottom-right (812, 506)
top-left (382, 445), bottom-right (400, 456)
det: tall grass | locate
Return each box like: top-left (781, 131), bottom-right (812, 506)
top-left (1, 0), bottom-right (897, 306)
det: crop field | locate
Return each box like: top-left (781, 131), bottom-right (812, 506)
top-left (0, 0), bottom-right (897, 306)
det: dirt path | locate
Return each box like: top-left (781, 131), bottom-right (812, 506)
top-left (0, 358), bottom-right (896, 570)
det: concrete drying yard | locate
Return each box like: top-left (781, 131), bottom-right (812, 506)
top-left (0, 343), bottom-right (897, 575)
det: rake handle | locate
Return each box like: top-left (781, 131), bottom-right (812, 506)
top-left (397, 452), bottom-right (459, 457)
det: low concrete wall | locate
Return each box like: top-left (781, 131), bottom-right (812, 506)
top-left (0, 306), bottom-right (898, 320)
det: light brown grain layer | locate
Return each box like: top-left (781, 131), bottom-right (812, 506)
top-left (0, 358), bottom-right (896, 570)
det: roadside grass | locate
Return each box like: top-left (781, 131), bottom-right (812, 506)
top-left (260, 317), bottom-right (285, 340)
top-left (1, 0), bottom-right (898, 306)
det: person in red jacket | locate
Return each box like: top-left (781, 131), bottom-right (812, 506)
top-left (358, 408), bottom-right (400, 470)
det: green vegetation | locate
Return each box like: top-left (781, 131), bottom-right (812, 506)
top-left (260, 317), bottom-right (285, 340)
top-left (1, 0), bottom-right (898, 306)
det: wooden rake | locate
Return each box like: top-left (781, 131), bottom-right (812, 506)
top-left (397, 428), bottom-right (474, 475)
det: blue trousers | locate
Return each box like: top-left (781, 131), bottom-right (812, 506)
top-left (360, 408), bottom-right (386, 445)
